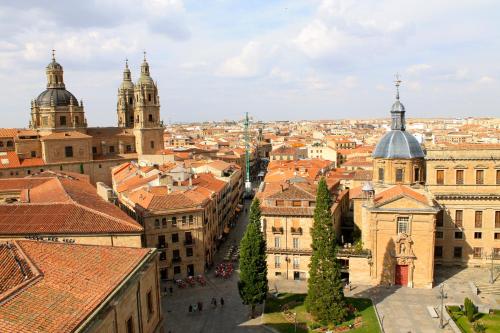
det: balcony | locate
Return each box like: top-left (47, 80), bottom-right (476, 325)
top-left (290, 227), bottom-right (303, 235)
top-left (337, 247), bottom-right (372, 258)
top-left (267, 247), bottom-right (312, 255)
top-left (272, 226), bottom-right (284, 234)
top-left (184, 239), bottom-right (195, 246)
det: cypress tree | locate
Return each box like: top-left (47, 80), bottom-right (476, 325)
top-left (305, 178), bottom-right (348, 324)
top-left (238, 198), bottom-right (268, 317)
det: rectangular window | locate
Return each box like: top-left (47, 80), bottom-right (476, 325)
top-left (109, 146), bottom-right (115, 153)
top-left (473, 247), bottom-right (482, 259)
top-left (495, 233), bottom-right (500, 240)
top-left (456, 170), bottom-right (464, 185)
top-left (495, 211), bottom-right (500, 228)
top-left (474, 232), bottom-right (482, 239)
top-left (497, 170), bottom-right (500, 185)
top-left (31, 151), bottom-right (36, 158)
top-left (189, 215), bottom-right (194, 224)
top-left (173, 266), bottom-right (181, 274)
top-left (274, 237), bottom-right (281, 248)
top-left (126, 317), bottom-right (134, 333)
top-left (172, 233), bottom-right (179, 243)
top-left (435, 246), bottom-right (443, 258)
top-left (293, 237), bottom-right (299, 249)
top-left (92, 146), bottom-right (97, 154)
top-left (126, 145), bottom-right (132, 152)
top-left (476, 170), bottom-right (484, 185)
top-left (274, 255), bottom-right (281, 268)
top-left (158, 235), bottom-right (166, 248)
top-left (395, 168), bottom-right (404, 182)
top-left (454, 231), bottom-right (463, 239)
top-left (493, 248), bottom-right (500, 259)
top-left (378, 168), bottom-right (384, 182)
top-left (455, 210), bottom-right (463, 227)
top-left (436, 170), bottom-right (444, 185)
top-left (475, 211), bottom-right (483, 228)
top-left (182, 216), bottom-right (187, 225)
top-left (436, 210), bottom-right (444, 227)
top-left (60, 116), bottom-right (67, 126)
top-left (414, 167), bottom-right (420, 182)
top-left (186, 247), bottom-right (193, 257)
top-left (171, 217), bottom-right (177, 227)
top-left (159, 251), bottom-right (166, 261)
top-left (397, 216), bottom-right (409, 234)
top-left (154, 219), bottom-right (160, 229)
top-left (292, 201), bottom-right (301, 207)
top-left (453, 247), bottom-right (462, 258)
top-left (147, 290), bottom-right (154, 318)
top-left (436, 231), bottom-right (443, 239)
top-left (64, 146), bottom-right (73, 158)
top-left (162, 218), bottom-right (167, 227)
top-left (293, 257), bottom-right (300, 269)
top-left (150, 141), bottom-right (155, 149)
top-left (276, 200), bottom-right (284, 207)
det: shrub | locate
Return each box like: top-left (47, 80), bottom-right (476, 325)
top-left (472, 321), bottom-right (486, 333)
top-left (464, 297), bottom-right (476, 322)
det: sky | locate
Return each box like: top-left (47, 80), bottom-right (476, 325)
top-left (0, 0), bottom-right (499, 127)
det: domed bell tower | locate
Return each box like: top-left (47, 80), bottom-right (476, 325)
top-left (132, 52), bottom-right (164, 155)
top-left (117, 59), bottom-right (135, 128)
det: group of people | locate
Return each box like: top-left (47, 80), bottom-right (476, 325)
top-left (188, 297), bottom-right (225, 313)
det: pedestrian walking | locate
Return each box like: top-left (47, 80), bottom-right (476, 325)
top-left (188, 305), bottom-right (193, 313)
top-left (169, 287), bottom-right (173, 295)
top-left (220, 297), bottom-right (224, 307)
top-left (193, 303), bottom-right (198, 312)
top-left (198, 301), bottom-right (203, 311)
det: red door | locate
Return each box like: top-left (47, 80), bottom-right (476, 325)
top-left (395, 265), bottom-right (408, 286)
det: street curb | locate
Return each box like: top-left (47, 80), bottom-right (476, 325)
top-left (371, 297), bottom-right (385, 333)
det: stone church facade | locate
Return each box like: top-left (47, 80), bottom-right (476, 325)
top-left (0, 53), bottom-right (164, 184)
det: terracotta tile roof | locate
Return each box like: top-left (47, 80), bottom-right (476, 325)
top-left (0, 129), bottom-right (18, 138)
top-left (267, 183), bottom-right (316, 201)
top-left (0, 243), bottom-right (36, 295)
top-left (374, 185), bottom-right (429, 206)
top-left (0, 172), bottom-right (143, 235)
top-left (40, 131), bottom-right (92, 140)
top-left (128, 188), bottom-right (207, 211)
top-left (349, 186), bottom-right (364, 199)
top-left (0, 151), bottom-right (46, 169)
top-left (0, 240), bottom-right (151, 333)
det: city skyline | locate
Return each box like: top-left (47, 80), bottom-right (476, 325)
top-left (1, 0), bottom-right (499, 128)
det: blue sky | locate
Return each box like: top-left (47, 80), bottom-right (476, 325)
top-left (0, 0), bottom-right (499, 127)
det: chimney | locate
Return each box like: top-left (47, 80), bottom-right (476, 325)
top-left (280, 184), bottom-right (284, 192)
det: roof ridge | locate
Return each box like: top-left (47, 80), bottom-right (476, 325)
top-left (71, 201), bottom-right (143, 231)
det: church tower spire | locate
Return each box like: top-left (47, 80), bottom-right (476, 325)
top-left (390, 74), bottom-right (406, 131)
top-left (46, 49), bottom-right (65, 89)
top-left (117, 58), bottom-right (135, 128)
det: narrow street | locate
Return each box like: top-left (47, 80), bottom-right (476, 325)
top-left (162, 199), bottom-right (268, 333)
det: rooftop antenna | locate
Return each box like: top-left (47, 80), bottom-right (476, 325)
top-left (51, 49), bottom-right (56, 61)
top-left (394, 72), bottom-right (401, 100)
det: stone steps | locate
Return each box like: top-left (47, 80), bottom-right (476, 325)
top-left (476, 283), bottom-right (500, 295)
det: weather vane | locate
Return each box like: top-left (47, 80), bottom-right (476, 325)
top-left (51, 49), bottom-right (56, 60)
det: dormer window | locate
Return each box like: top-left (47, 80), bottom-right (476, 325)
top-left (292, 201), bottom-right (301, 207)
top-left (276, 200), bottom-right (284, 207)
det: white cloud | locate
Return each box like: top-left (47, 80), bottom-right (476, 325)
top-left (405, 64), bottom-right (432, 75)
top-left (341, 75), bottom-right (358, 89)
top-left (216, 41), bottom-right (273, 78)
top-left (477, 76), bottom-right (495, 84)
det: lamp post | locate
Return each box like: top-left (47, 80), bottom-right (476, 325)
top-left (438, 283), bottom-right (447, 329)
top-left (294, 312), bottom-right (297, 333)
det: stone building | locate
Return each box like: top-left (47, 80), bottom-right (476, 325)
top-left (0, 240), bottom-right (163, 333)
top-left (0, 52), bottom-right (164, 184)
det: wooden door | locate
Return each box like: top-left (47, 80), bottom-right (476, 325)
top-left (395, 265), bottom-right (408, 286)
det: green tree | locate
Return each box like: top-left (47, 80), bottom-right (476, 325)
top-left (238, 198), bottom-right (268, 317)
top-left (305, 178), bottom-right (348, 324)
top-left (464, 297), bottom-right (476, 322)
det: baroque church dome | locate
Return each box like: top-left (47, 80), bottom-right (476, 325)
top-left (372, 79), bottom-right (424, 159)
top-left (36, 89), bottom-right (78, 107)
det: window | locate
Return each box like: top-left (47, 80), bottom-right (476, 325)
top-left (0, 141), bottom-right (3, 147)
top-left (497, 170), bottom-right (500, 185)
top-left (436, 231), bottom-right (443, 239)
top-left (276, 200), bottom-right (284, 207)
top-left (475, 211), bottom-right (483, 228)
top-left (455, 210), bottom-right (463, 227)
top-left (495, 233), bottom-right (500, 240)
top-left (454, 231), bottom-right (463, 239)
top-left (274, 255), bottom-right (281, 268)
top-left (453, 247), bottom-right (462, 258)
top-left (274, 237), bottom-right (281, 248)
top-left (293, 237), bottom-right (299, 249)
top-left (154, 219), bottom-right (160, 229)
top-left (495, 211), bottom-right (500, 228)
top-left (189, 215), bottom-right (194, 224)
top-left (494, 248), bottom-right (500, 259)
top-left (186, 247), bottom-right (193, 257)
top-left (172, 249), bottom-right (180, 260)
top-left (378, 168), bottom-right (384, 182)
top-left (456, 170), bottom-right (464, 185)
top-left (397, 217), bottom-right (409, 234)
top-left (150, 141), bottom-right (155, 149)
top-left (148, 114), bottom-right (153, 121)
top-left (159, 251), bottom-right (166, 261)
top-left (129, 97), bottom-right (133, 104)
top-left (126, 317), bottom-right (134, 333)
top-left (476, 170), bottom-right (484, 185)
top-left (126, 145), bottom-right (132, 152)
top-left (162, 218), bottom-right (167, 227)
top-left (436, 170), bottom-right (444, 185)
top-left (395, 168), bottom-right (404, 182)
top-left (293, 257), bottom-right (300, 269)
top-left (436, 210), bottom-right (444, 227)
top-left (435, 246), bottom-right (443, 258)
top-left (174, 266), bottom-right (181, 274)
top-left (6, 140), bottom-right (13, 147)
top-left (74, 116), bottom-right (79, 125)
top-left (31, 151), bottom-right (36, 158)
top-left (172, 233), bottom-right (179, 243)
top-left (92, 146), bottom-right (97, 154)
top-left (182, 216), bottom-right (187, 225)
top-left (64, 146), bottom-right (73, 158)
top-left (414, 167), bottom-right (420, 182)
top-left (158, 235), bottom-right (166, 247)
top-left (109, 146), bottom-right (115, 153)
top-left (473, 247), bottom-right (482, 259)
top-left (147, 290), bottom-right (154, 318)
top-left (474, 232), bottom-right (482, 239)
top-left (292, 201), bottom-right (301, 207)
top-left (60, 116), bottom-right (67, 126)
top-left (172, 217), bottom-right (177, 227)
top-left (148, 94), bottom-right (152, 102)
